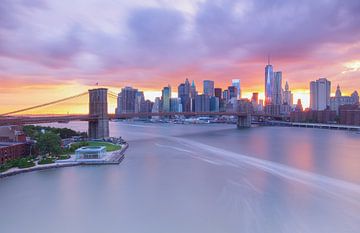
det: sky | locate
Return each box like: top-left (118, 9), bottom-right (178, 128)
top-left (0, 0), bottom-right (360, 113)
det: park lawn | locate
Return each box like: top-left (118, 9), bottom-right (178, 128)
top-left (88, 141), bottom-right (121, 152)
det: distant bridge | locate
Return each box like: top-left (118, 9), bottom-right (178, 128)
top-left (0, 88), bottom-right (289, 139)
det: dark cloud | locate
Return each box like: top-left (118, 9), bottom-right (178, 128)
top-left (195, 0), bottom-right (360, 59)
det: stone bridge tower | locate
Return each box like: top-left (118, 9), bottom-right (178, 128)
top-left (88, 88), bottom-right (109, 139)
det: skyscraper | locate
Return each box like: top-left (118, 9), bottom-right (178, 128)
top-left (283, 81), bottom-right (293, 105)
top-left (203, 80), bottom-right (214, 97)
top-left (161, 85), bottom-right (171, 112)
top-left (190, 80), bottom-right (197, 99)
top-left (195, 94), bottom-right (210, 112)
top-left (265, 62), bottom-right (274, 105)
top-left (116, 86), bottom-right (138, 114)
top-left (232, 79), bottom-right (241, 99)
top-left (214, 88), bottom-right (222, 100)
top-left (272, 71), bottom-right (282, 105)
top-left (310, 78), bottom-right (331, 110)
top-left (228, 86), bottom-right (238, 100)
top-left (178, 78), bottom-right (191, 112)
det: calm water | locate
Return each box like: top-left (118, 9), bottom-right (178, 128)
top-left (1, 122), bottom-right (360, 233)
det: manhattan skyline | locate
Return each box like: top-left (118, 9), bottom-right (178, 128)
top-left (1, 0), bottom-right (360, 112)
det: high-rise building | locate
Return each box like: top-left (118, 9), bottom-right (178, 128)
top-left (251, 93), bottom-right (259, 104)
top-left (195, 94), bottom-right (210, 112)
top-left (232, 79), bottom-right (241, 99)
top-left (116, 86), bottom-right (138, 114)
top-left (134, 91), bottom-right (145, 113)
top-left (283, 81), bottom-right (293, 105)
top-left (152, 97), bottom-right (161, 113)
top-left (161, 85), bottom-right (171, 112)
top-left (265, 62), bottom-right (274, 105)
top-left (190, 80), bottom-right (197, 99)
top-left (214, 88), bottom-right (222, 100)
top-left (223, 90), bottom-right (229, 102)
top-left (210, 96), bottom-right (219, 112)
top-left (310, 78), bottom-right (331, 110)
top-left (170, 98), bottom-right (182, 112)
top-left (272, 71), bottom-right (282, 105)
top-left (295, 99), bottom-right (303, 112)
top-left (203, 80), bottom-right (214, 97)
top-left (178, 78), bottom-right (191, 112)
top-left (228, 86), bottom-right (238, 100)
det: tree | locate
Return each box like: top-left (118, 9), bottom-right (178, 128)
top-left (37, 132), bottom-right (62, 156)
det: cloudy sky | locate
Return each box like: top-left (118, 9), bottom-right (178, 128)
top-left (1, 0), bottom-right (360, 112)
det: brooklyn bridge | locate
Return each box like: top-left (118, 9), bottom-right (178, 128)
top-left (0, 88), bottom-right (288, 139)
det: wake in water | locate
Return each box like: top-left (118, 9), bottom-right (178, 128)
top-left (156, 136), bottom-right (360, 207)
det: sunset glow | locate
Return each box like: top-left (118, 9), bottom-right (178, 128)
top-left (0, 0), bottom-right (359, 114)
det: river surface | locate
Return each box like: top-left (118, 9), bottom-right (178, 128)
top-left (1, 122), bottom-right (360, 233)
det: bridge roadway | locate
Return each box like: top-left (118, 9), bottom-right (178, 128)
top-left (0, 112), bottom-right (288, 126)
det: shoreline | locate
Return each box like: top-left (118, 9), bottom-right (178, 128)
top-left (0, 143), bottom-right (129, 179)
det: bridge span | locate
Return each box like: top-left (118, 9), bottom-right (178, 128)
top-left (0, 88), bottom-right (289, 139)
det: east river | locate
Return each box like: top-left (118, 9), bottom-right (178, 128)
top-left (0, 122), bottom-right (360, 233)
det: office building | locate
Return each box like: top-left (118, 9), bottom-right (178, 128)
top-left (170, 98), bottom-right (182, 112)
top-left (232, 79), bottom-right (241, 99)
top-left (214, 88), bottom-right (222, 100)
top-left (195, 94), bottom-right (210, 112)
top-left (228, 86), bottom-right (238, 100)
top-left (310, 78), bottom-right (331, 110)
top-left (272, 71), bottom-right (282, 105)
top-left (116, 87), bottom-right (138, 114)
top-left (265, 62), bottom-right (274, 105)
top-left (161, 85), bottom-right (171, 112)
top-left (178, 78), bottom-right (191, 112)
top-left (210, 96), bottom-right (220, 112)
top-left (283, 81), bottom-right (293, 105)
top-left (203, 80), bottom-right (214, 97)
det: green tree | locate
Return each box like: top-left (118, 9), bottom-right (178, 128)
top-left (37, 132), bottom-right (62, 156)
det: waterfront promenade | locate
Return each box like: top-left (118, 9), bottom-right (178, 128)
top-left (0, 143), bottom-right (129, 179)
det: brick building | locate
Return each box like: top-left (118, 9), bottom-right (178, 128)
top-left (290, 109), bottom-right (336, 123)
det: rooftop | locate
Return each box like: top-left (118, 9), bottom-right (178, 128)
top-left (75, 146), bottom-right (106, 152)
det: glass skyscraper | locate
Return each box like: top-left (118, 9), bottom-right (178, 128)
top-left (161, 85), bottom-right (171, 112)
top-left (231, 79), bottom-right (241, 99)
top-left (203, 80), bottom-right (214, 97)
top-left (265, 64), bottom-right (274, 105)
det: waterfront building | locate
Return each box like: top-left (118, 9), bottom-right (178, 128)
top-left (203, 80), bottom-right (214, 97)
top-left (214, 88), bottom-right (222, 100)
top-left (161, 85), bottom-right (171, 112)
top-left (0, 126), bottom-right (30, 165)
top-left (75, 146), bottom-right (106, 160)
top-left (195, 94), bottom-right (210, 112)
top-left (339, 105), bottom-right (360, 125)
top-left (0, 142), bottom-right (30, 165)
top-left (330, 85), bottom-right (359, 114)
top-left (116, 87), bottom-right (138, 114)
top-left (310, 78), bottom-right (331, 110)
top-left (232, 79), bottom-right (241, 99)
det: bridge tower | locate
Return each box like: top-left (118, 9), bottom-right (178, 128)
top-left (237, 114), bottom-right (251, 129)
top-left (88, 88), bottom-right (109, 139)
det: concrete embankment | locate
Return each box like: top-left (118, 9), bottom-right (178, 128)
top-left (0, 143), bottom-right (129, 179)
